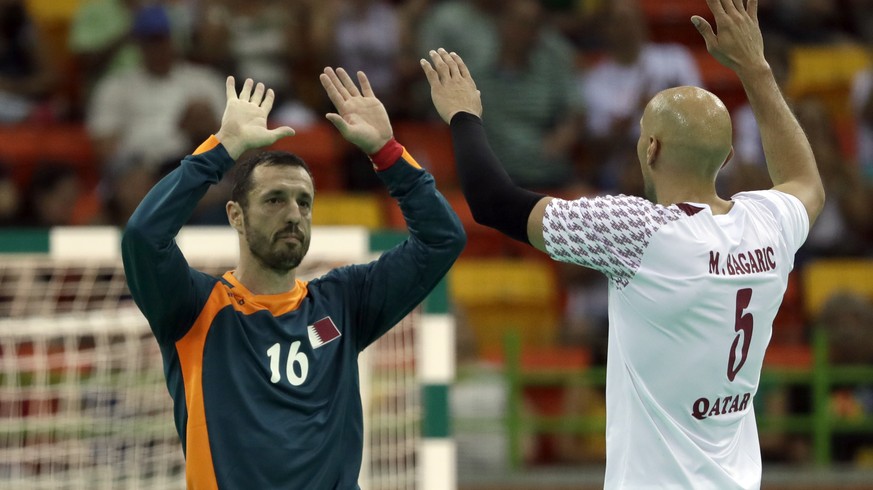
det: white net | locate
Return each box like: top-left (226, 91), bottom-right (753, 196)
top-left (0, 308), bottom-right (182, 490)
top-left (0, 254), bottom-right (419, 489)
top-left (364, 309), bottom-right (419, 490)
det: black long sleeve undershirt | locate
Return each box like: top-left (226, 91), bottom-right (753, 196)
top-left (449, 112), bottom-right (546, 244)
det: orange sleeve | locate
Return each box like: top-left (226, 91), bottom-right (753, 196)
top-left (193, 135), bottom-right (221, 155)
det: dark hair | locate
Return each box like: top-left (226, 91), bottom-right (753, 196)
top-left (231, 150), bottom-right (313, 208)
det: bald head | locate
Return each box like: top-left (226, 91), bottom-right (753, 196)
top-left (640, 86), bottom-right (733, 179)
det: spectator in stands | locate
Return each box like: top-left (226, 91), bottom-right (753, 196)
top-left (470, 0), bottom-right (583, 190)
top-left (850, 54), bottom-right (873, 184)
top-left (417, 0), bottom-right (501, 79)
top-left (794, 99), bottom-right (872, 258)
top-left (307, 0), bottom-right (419, 190)
top-left (85, 4), bottom-right (225, 169)
top-left (308, 0), bottom-right (404, 116)
top-left (69, 0), bottom-right (196, 101)
top-left (847, 0), bottom-right (873, 45)
top-left (0, 163), bottom-right (20, 226)
top-left (757, 0), bottom-right (852, 44)
top-left (823, 292), bottom-right (873, 366)
top-left (95, 153), bottom-right (160, 227)
top-left (195, 0), bottom-right (318, 129)
top-left (97, 153), bottom-right (230, 228)
top-left (578, 0), bottom-right (701, 192)
top-left (541, 0), bottom-right (604, 52)
top-left (0, 0), bottom-right (57, 123)
top-left (15, 163), bottom-right (81, 227)
top-left (819, 291), bottom-right (873, 463)
top-left (410, 0), bottom-right (502, 122)
top-left (69, 0), bottom-right (141, 103)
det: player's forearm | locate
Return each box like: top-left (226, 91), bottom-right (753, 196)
top-left (122, 143), bottom-right (231, 338)
top-left (737, 64), bottom-right (821, 190)
top-left (449, 112), bottom-right (545, 244)
top-left (359, 143), bottom-right (465, 349)
top-left (374, 140), bottom-right (466, 253)
top-left (122, 141), bottom-right (232, 291)
top-left (124, 141), bottom-right (232, 246)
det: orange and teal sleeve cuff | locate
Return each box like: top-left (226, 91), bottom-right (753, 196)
top-left (368, 138), bottom-right (405, 171)
top-left (193, 135), bottom-right (221, 155)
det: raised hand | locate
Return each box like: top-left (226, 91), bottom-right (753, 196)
top-left (420, 48), bottom-right (483, 124)
top-left (319, 68), bottom-right (392, 155)
top-left (692, 0), bottom-right (767, 76)
top-left (216, 77), bottom-right (295, 159)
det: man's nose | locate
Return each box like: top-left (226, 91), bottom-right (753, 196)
top-left (284, 202), bottom-right (302, 224)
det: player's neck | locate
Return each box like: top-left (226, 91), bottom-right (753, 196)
top-left (655, 183), bottom-right (732, 214)
top-left (233, 261), bottom-right (298, 296)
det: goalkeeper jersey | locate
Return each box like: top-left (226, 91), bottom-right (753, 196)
top-left (121, 140), bottom-right (464, 489)
top-left (543, 190), bottom-right (809, 489)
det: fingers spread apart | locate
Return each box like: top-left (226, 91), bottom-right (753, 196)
top-left (238, 78), bottom-right (254, 102)
top-left (357, 71), bottom-right (374, 98)
top-left (319, 68), bottom-right (347, 108)
top-left (320, 67), bottom-right (368, 110)
top-left (336, 68), bottom-right (362, 98)
top-left (228, 77), bottom-right (272, 107)
top-left (225, 76), bottom-right (236, 101)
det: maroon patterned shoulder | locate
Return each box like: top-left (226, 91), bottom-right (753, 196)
top-left (543, 195), bottom-right (686, 288)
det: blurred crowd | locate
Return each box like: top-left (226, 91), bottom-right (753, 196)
top-left (0, 0), bottom-right (870, 235)
top-left (2, 0), bottom-right (873, 468)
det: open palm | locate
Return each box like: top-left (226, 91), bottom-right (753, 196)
top-left (216, 77), bottom-right (295, 159)
top-left (319, 68), bottom-right (392, 155)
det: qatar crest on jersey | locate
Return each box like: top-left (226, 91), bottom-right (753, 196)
top-left (308, 316), bottom-right (341, 349)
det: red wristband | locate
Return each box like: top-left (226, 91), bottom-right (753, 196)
top-left (368, 138), bottom-right (404, 171)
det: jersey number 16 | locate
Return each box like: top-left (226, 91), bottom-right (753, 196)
top-left (267, 341), bottom-right (310, 386)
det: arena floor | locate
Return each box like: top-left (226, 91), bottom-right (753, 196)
top-left (459, 466), bottom-right (873, 489)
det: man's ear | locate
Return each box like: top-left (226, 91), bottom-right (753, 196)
top-left (227, 201), bottom-right (244, 232)
top-left (646, 137), bottom-right (660, 168)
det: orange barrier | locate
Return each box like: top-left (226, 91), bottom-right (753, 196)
top-left (0, 124), bottom-right (97, 187)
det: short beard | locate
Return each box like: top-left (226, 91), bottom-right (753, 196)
top-left (243, 221), bottom-right (308, 273)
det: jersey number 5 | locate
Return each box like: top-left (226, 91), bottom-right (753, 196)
top-left (727, 288), bottom-right (754, 382)
top-left (267, 341), bottom-right (310, 386)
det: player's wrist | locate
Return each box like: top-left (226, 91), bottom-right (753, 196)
top-left (214, 129), bottom-right (244, 160)
top-left (735, 60), bottom-right (773, 84)
top-left (450, 111), bottom-right (481, 125)
top-left (193, 134), bottom-right (222, 156)
top-left (368, 138), bottom-right (404, 171)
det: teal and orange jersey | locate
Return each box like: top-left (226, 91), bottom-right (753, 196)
top-left (121, 138), bottom-right (465, 489)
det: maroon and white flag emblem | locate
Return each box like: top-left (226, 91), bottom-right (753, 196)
top-left (308, 317), bottom-right (341, 349)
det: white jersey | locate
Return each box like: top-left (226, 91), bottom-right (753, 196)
top-left (543, 190), bottom-right (809, 489)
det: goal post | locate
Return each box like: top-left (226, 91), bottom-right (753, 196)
top-left (0, 226), bottom-right (456, 490)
